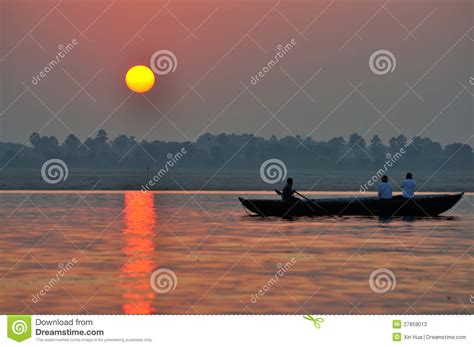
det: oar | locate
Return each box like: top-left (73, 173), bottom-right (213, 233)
top-left (295, 191), bottom-right (329, 215)
top-left (276, 189), bottom-right (313, 204)
top-left (275, 189), bottom-right (325, 212)
top-left (295, 191), bottom-right (311, 201)
top-left (294, 191), bottom-right (318, 213)
top-left (276, 189), bottom-right (325, 215)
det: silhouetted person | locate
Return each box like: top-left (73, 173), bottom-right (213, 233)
top-left (402, 172), bottom-right (416, 198)
top-left (378, 175), bottom-right (392, 199)
top-left (282, 177), bottom-right (298, 202)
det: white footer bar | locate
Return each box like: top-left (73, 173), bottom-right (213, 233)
top-left (1, 315), bottom-right (471, 346)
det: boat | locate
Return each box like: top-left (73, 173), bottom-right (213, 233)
top-left (238, 193), bottom-right (464, 217)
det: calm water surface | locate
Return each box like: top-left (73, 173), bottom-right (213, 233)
top-left (0, 191), bottom-right (472, 314)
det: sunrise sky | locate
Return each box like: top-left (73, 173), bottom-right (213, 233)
top-left (0, 0), bottom-right (472, 145)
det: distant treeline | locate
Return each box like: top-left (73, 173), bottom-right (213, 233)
top-left (0, 130), bottom-right (472, 170)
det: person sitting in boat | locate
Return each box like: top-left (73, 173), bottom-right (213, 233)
top-left (402, 172), bottom-right (416, 198)
top-left (378, 175), bottom-right (392, 199)
top-left (282, 178), bottom-right (299, 202)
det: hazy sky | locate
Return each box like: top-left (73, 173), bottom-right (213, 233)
top-left (0, 0), bottom-right (472, 145)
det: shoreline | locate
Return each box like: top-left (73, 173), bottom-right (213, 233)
top-left (1, 169), bottom-right (472, 192)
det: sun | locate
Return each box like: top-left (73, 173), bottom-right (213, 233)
top-left (125, 65), bottom-right (155, 93)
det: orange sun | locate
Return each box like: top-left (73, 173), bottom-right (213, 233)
top-left (125, 65), bottom-right (155, 93)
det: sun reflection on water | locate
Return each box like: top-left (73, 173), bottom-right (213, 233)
top-left (121, 192), bottom-right (156, 314)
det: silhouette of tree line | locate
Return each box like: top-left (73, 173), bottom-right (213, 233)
top-left (0, 130), bottom-right (471, 170)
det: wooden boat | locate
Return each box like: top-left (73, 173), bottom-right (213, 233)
top-left (239, 193), bottom-right (464, 217)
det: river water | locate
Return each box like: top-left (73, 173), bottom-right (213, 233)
top-left (0, 191), bottom-right (472, 314)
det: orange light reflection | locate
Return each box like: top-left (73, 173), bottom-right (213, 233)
top-left (121, 192), bottom-right (156, 314)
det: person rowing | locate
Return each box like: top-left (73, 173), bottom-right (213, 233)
top-left (282, 177), bottom-right (299, 202)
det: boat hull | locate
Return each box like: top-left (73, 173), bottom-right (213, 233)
top-left (239, 193), bottom-right (464, 217)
